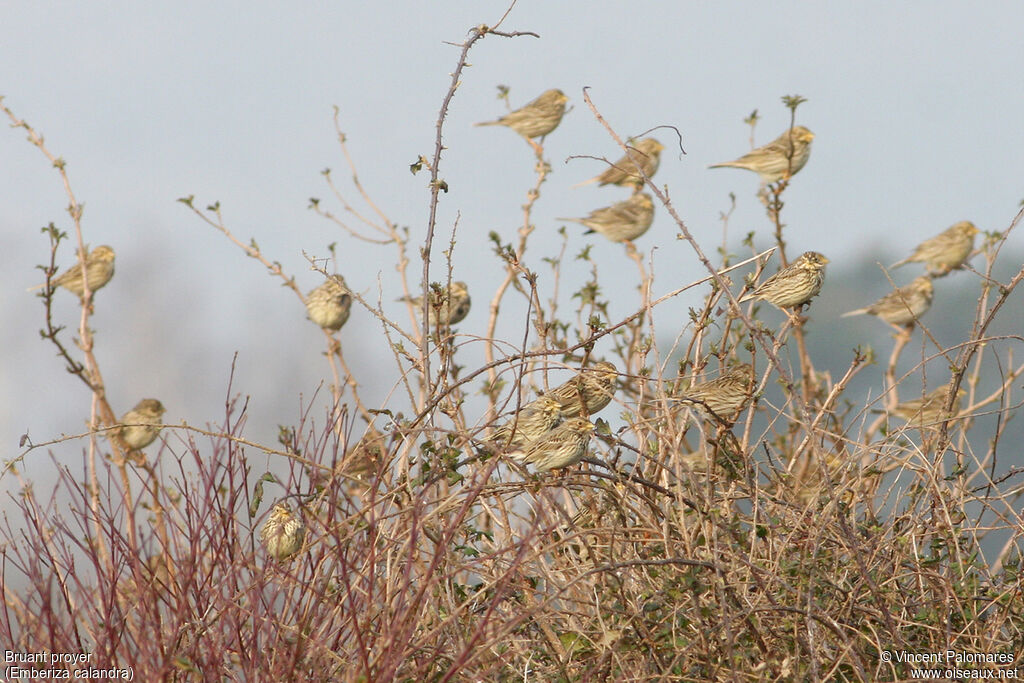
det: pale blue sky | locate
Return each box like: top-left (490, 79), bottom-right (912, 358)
top-left (4, 2), bottom-right (1023, 483)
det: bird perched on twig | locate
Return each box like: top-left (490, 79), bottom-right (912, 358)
top-left (31, 245), bottom-right (116, 298)
top-left (575, 138), bottom-right (664, 189)
top-left (888, 386), bottom-right (965, 426)
top-left (490, 395), bottom-right (564, 450)
top-left (339, 426), bottom-right (388, 491)
top-left (545, 361), bottom-right (619, 418)
top-left (841, 276), bottom-right (933, 327)
top-left (890, 221), bottom-right (978, 276)
top-left (559, 193), bottom-right (655, 243)
top-left (401, 281), bottom-right (472, 328)
top-left (306, 274), bottom-right (352, 331)
top-left (677, 363), bottom-right (755, 420)
top-left (260, 502), bottom-right (306, 562)
top-left (116, 398), bottom-right (166, 451)
top-left (739, 251), bottom-right (829, 310)
top-left (507, 417), bottom-right (596, 472)
top-left (475, 89), bottom-right (569, 141)
top-left (710, 126), bottom-right (815, 184)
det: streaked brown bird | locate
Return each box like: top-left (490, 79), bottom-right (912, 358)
top-left (508, 417), bottom-right (595, 472)
top-left (546, 361), bottom-right (619, 417)
top-left (116, 398), bottom-right (166, 451)
top-left (710, 126), bottom-right (815, 183)
top-left (475, 89), bottom-right (569, 140)
top-left (340, 426), bottom-right (388, 490)
top-left (260, 502), bottom-right (306, 562)
top-left (491, 395), bottom-right (564, 449)
top-left (402, 281), bottom-right (472, 328)
top-left (739, 251), bottom-right (829, 309)
top-left (32, 245), bottom-right (116, 298)
top-left (890, 385), bottom-right (965, 425)
top-left (841, 276), bottom-right (934, 326)
top-left (575, 138), bottom-right (664, 189)
top-left (678, 363), bottom-right (755, 419)
top-left (891, 221), bottom-right (978, 276)
top-left (559, 193), bottom-right (655, 243)
top-left (306, 274), bottom-right (352, 331)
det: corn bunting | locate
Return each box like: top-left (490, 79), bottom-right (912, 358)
top-left (710, 126), bottom-right (815, 183)
top-left (842, 276), bottom-right (933, 326)
top-left (560, 193), bottom-right (655, 243)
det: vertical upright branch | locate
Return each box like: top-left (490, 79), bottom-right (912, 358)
top-left (764, 96), bottom-right (813, 400)
top-left (792, 312), bottom-right (815, 403)
top-left (417, 24), bottom-right (539, 405)
top-left (936, 207), bottom-right (1024, 448)
top-left (483, 158), bottom-right (550, 417)
top-left (3, 101), bottom-right (131, 558)
top-left (420, 29), bottom-right (479, 399)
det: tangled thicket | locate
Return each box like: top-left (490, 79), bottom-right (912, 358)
top-left (5, 21), bottom-right (1024, 683)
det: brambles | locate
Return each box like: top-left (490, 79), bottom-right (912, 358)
top-left (306, 274), bottom-right (352, 331)
top-left (559, 192), bottom-right (655, 243)
top-left (842, 275), bottom-right (934, 326)
top-left (891, 220), bottom-right (979, 276)
top-left (576, 137), bottom-right (664, 189)
top-left (11, 32), bottom-right (1024, 681)
top-left (475, 88), bottom-right (569, 140)
top-left (710, 125), bottom-right (815, 183)
top-left (739, 250), bottom-right (829, 309)
top-left (507, 416), bottom-right (595, 471)
top-left (259, 502), bottom-right (306, 562)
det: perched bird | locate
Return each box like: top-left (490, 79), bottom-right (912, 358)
top-left (678, 363), bottom-right (755, 419)
top-left (31, 245), bottom-right (116, 297)
top-left (141, 554), bottom-right (173, 597)
top-left (891, 221), bottom-right (978, 276)
top-left (508, 417), bottom-right (596, 472)
top-left (546, 361), bottom-right (619, 417)
top-left (788, 450), bottom-right (847, 505)
top-left (260, 502), bottom-right (306, 562)
top-left (306, 275), bottom-right (352, 331)
top-left (559, 193), bottom-right (655, 243)
top-left (475, 89), bottom-right (569, 140)
top-left (739, 251), bottom-right (829, 309)
top-left (710, 126), bottom-right (815, 183)
top-left (890, 386), bottom-right (965, 426)
top-left (403, 281), bottom-right (472, 328)
top-left (491, 395), bottom-right (564, 449)
top-left (575, 138), bottom-right (664, 189)
top-left (841, 276), bottom-right (934, 326)
top-left (123, 554), bottom-right (174, 602)
top-left (116, 399), bottom-right (166, 451)
top-left (340, 426), bottom-right (388, 490)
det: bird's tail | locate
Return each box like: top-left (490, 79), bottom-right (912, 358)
top-left (505, 448), bottom-right (528, 463)
top-left (556, 217), bottom-right (585, 226)
top-left (571, 177), bottom-right (599, 189)
top-left (473, 120), bottom-right (500, 127)
top-left (840, 308), bottom-right (868, 318)
top-left (708, 161), bottom-right (746, 170)
top-left (889, 257), bottom-right (910, 270)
